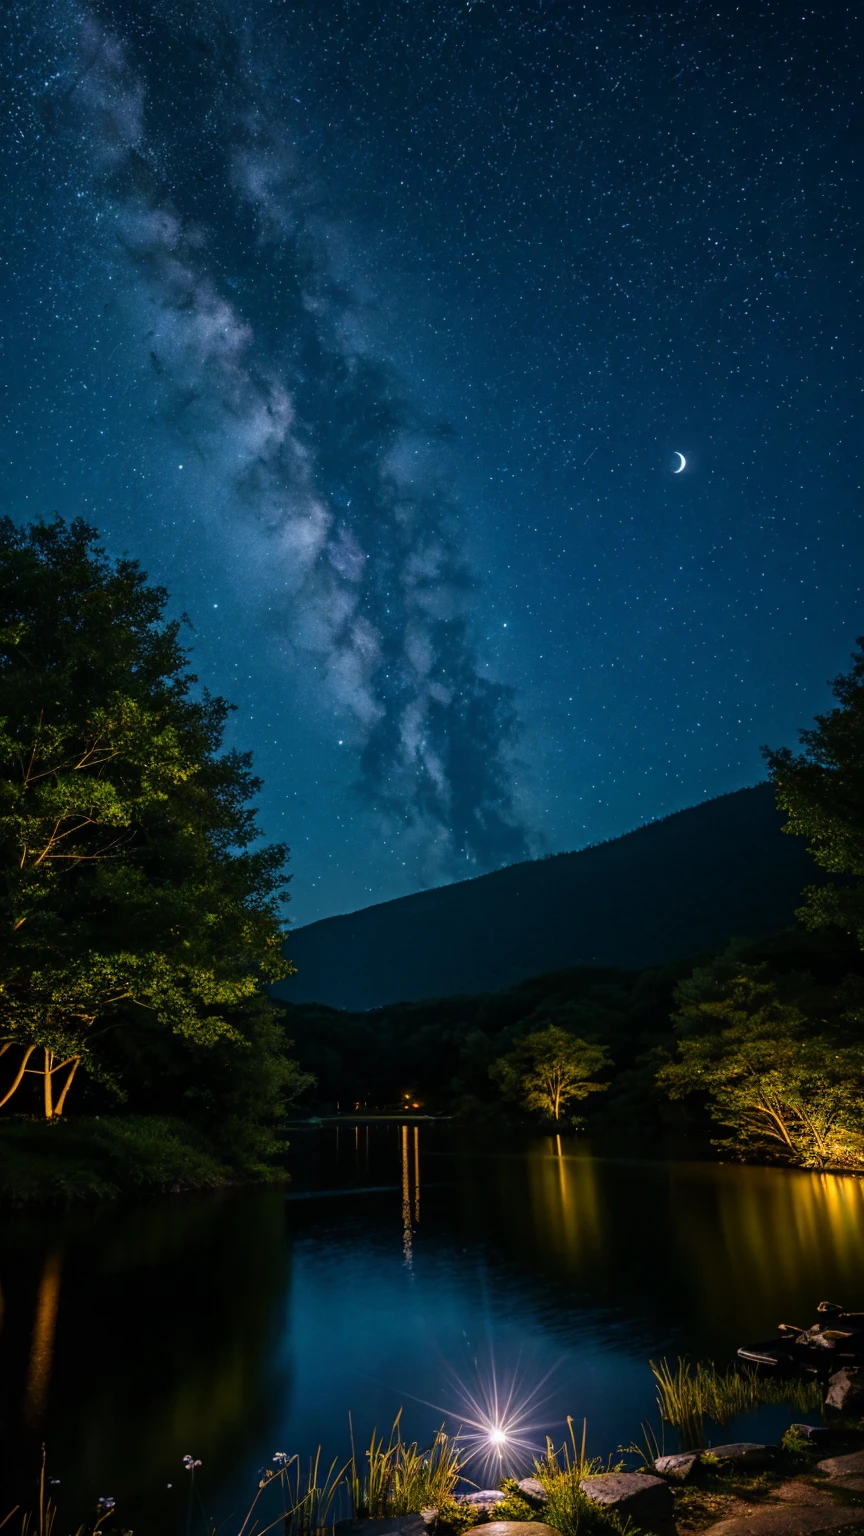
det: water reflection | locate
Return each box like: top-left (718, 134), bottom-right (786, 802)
top-left (401, 1123), bottom-right (421, 1267)
top-left (668, 1163), bottom-right (864, 1343)
top-left (0, 1191), bottom-right (291, 1516)
top-left (4, 1132), bottom-right (864, 1525)
top-left (24, 1248), bottom-right (62, 1425)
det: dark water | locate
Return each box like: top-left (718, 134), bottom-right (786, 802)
top-left (3, 1127), bottom-right (864, 1530)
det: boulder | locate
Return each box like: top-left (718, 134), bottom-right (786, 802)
top-left (704, 1442), bottom-right (775, 1469)
top-left (580, 1471), bottom-right (674, 1522)
top-left (516, 1479), bottom-right (547, 1506)
top-left (654, 1452), bottom-right (699, 1481)
top-left (825, 1369), bottom-right (864, 1413)
top-left (787, 1425), bottom-right (834, 1444)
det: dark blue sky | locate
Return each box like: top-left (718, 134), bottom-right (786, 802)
top-left (1, 0), bottom-right (861, 923)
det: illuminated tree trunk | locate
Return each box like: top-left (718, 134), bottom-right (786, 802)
top-left (43, 1049), bottom-right (54, 1120)
top-left (53, 1058), bottom-right (80, 1117)
top-left (0, 1043), bottom-right (37, 1109)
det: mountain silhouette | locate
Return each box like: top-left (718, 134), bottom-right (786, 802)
top-left (278, 785), bottom-right (819, 1010)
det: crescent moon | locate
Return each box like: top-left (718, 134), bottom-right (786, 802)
top-left (673, 451), bottom-right (686, 473)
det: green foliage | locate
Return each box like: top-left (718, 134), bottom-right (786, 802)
top-left (658, 949), bottom-right (864, 1168)
top-left (0, 1114), bottom-right (264, 1204)
top-left (490, 1025), bottom-right (610, 1122)
top-left (765, 639), bottom-right (864, 947)
top-left (0, 516), bottom-right (306, 1124)
top-left (779, 1427), bottom-right (814, 1466)
top-left (282, 962), bottom-right (679, 1124)
top-left (490, 1479), bottom-right (539, 1522)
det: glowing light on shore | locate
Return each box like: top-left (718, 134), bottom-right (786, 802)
top-left (402, 1357), bottom-right (559, 1480)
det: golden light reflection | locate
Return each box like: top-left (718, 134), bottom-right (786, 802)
top-left (24, 1249), bottom-right (62, 1425)
top-left (402, 1123), bottom-right (413, 1268)
top-left (400, 1123), bottom-right (421, 1267)
top-left (523, 1139), bottom-right (603, 1271)
top-left (668, 1161), bottom-right (864, 1337)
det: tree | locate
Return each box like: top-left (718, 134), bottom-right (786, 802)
top-left (657, 953), bottom-right (864, 1169)
top-left (764, 639), bottom-right (864, 947)
top-left (0, 516), bottom-right (298, 1119)
top-left (490, 1025), bottom-right (609, 1122)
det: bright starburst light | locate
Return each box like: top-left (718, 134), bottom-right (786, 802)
top-left (406, 1357), bottom-right (561, 1482)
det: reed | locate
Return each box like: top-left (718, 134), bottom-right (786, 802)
top-left (620, 1422), bottom-right (665, 1473)
top-left (2, 1449), bottom-right (119, 1536)
top-left (349, 1410), bottom-right (464, 1519)
top-left (532, 1418), bottom-right (634, 1536)
top-left (651, 1359), bottom-right (822, 1451)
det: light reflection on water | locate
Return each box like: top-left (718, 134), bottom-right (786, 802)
top-left (3, 1129), bottom-right (864, 1529)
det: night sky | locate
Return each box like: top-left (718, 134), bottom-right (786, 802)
top-left (1, 1), bottom-right (861, 924)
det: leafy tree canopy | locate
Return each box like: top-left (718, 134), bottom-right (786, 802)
top-left (658, 949), bottom-right (864, 1169)
top-left (490, 1023), bottom-right (609, 1123)
top-left (765, 639), bottom-right (864, 946)
top-left (0, 516), bottom-right (297, 1118)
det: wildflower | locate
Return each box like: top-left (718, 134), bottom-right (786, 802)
top-left (272, 1452), bottom-right (292, 1467)
top-left (182, 1455), bottom-right (202, 1471)
top-left (97, 1497), bottom-right (116, 1511)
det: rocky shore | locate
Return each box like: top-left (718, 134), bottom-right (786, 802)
top-left (336, 1420), bottom-right (864, 1536)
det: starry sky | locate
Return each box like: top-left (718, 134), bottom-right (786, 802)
top-left (1, 0), bottom-right (861, 924)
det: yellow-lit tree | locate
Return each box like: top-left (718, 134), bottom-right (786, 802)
top-left (0, 516), bottom-right (300, 1120)
top-left (490, 1025), bottom-right (609, 1122)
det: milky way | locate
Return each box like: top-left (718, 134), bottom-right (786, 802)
top-left (79, 6), bottom-right (530, 875)
top-left (2, 0), bottom-right (862, 921)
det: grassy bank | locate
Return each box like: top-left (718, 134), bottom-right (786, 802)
top-left (0, 1115), bottom-right (285, 1205)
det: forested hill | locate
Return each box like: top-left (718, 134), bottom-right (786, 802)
top-left (279, 785), bottom-right (820, 1011)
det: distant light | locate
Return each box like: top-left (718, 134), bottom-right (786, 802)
top-left (488, 1427), bottom-right (507, 1447)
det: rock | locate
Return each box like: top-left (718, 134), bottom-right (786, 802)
top-left (788, 1425), bottom-right (834, 1444)
top-left (462, 1525), bottom-right (559, 1536)
top-left (701, 1502), bottom-right (864, 1536)
top-left (335, 1521), bottom-right (428, 1536)
top-left (816, 1448), bottom-right (864, 1489)
top-left (516, 1478), bottom-right (546, 1506)
top-left (454, 1491), bottom-right (505, 1511)
top-left (654, 1452), bottom-right (699, 1482)
top-left (704, 1442), bottom-right (776, 1469)
top-left (580, 1471), bottom-right (674, 1522)
top-left (825, 1368), bottom-right (864, 1413)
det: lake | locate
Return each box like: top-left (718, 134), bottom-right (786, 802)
top-left (2, 1126), bottom-right (864, 1531)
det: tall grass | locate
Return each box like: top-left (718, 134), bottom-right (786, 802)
top-left (532, 1418), bottom-right (635, 1536)
top-left (349, 1410), bottom-right (464, 1518)
top-left (651, 1359), bottom-right (822, 1451)
top-left (1, 1449), bottom-right (119, 1536)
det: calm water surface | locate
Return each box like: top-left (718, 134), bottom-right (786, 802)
top-left (2, 1128), bottom-right (864, 1529)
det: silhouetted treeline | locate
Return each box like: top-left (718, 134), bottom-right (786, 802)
top-left (284, 926), bottom-right (864, 1133)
